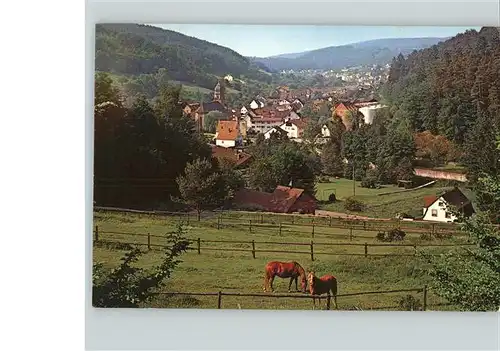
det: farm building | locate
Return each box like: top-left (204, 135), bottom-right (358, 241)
top-left (232, 186), bottom-right (317, 214)
top-left (422, 187), bottom-right (474, 223)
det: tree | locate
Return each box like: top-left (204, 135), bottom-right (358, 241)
top-left (248, 141), bottom-right (319, 195)
top-left (204, 111), bottom-right (226, 133)
top-left (94, 72), bottom-right (122, 106)
top-left (176, 158), bottom-right (227, 219)
top-left (376, 118), bottom-right (415, 183)
top-left (463, 110), bottom-right (499, 184)
top-left (321, 138), bottom-right (344, 177)
top-left (424, 212), bottom-right (500, 311)
top-left (93, 225), bottom-right (190, 307)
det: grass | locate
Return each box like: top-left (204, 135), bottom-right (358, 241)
top-left (92, 210), bottom-right (466, 311)
top-left (316, 178), bottom-right (452, 219)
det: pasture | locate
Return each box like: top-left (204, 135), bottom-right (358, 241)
top-left (92, 209), bottom-right (467, 311)
top-left (316, 179), bottom-right (454, 219)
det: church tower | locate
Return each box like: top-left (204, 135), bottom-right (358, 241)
top-left (213, 79), bottom-right (226, 105)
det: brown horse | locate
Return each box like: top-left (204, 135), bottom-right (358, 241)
top-left (307, 271), bottom-right (338, 309)
top-left (263, 261), bottom-right (307, 293)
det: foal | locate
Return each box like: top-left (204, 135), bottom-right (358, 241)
top-left (307, 271), bottom-right (338, 309)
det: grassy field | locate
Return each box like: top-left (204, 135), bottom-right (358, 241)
top-left (316, 179), bottom-right (453, 219)
top-left (92, 210), bottom-right (466, 311)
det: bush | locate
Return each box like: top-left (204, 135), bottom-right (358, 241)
top-left (328, 193), bottom-right (337, 203)
top-left (398, 295), bottom-right (422, 311)
top-left (361, 169), bottom-right (379, 189)
top-left (344, 197), bottom-right (365, 212)
top-left (387, 228), bottom-right (406, 241)
top-left (361, 176), bottom-right (377, 189)
top-left (376, 228), bottom-right (406, 242)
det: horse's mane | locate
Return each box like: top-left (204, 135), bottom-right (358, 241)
top-left (292, 261), bottom-right (306, 277)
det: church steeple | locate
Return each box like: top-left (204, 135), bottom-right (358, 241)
top-left (213, 79), bottom-right (225, 105)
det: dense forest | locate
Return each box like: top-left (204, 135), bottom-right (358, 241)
top-left (96, 24), bottom-right (273, 88)
top-left (95, 24), bottom-right (276, 106)
top-left (381, 27), bottom-right (500, 180)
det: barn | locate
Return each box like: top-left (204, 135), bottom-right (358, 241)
top-left (232, 186), bottom-right (317, 214)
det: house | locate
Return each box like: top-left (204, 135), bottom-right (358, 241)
top-left (240, 106), bottom-right (248, 115)
top-left (232, 185), bottom-right (317, 214)
top-left (291, 98), bottom-right (304, 111)
top-left (321, 124), bottom-right (331, 137)
top-left (279, 119), bottom-right (307, 139)
top-left (422, 187), bottom-right (475, 223)
top-left (210, 145), bottom-right (252, 169)
top-left (264, 127), bottom-right (288, 140)
top-left (193, 101), bottom-right (227, 132)
top-left (250, 117), bottom-right (284, 134)
top-left (334, 102), bottom-right (362, 130)
top-left (215, 120), bottom-right (242, 148)
top-left (250, 99), bottom-right (265, 110)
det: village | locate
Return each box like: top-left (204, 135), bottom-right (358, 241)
top-left (179, 78), bottom-right (474, 225)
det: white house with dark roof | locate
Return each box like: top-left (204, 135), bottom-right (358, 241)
top-left (422, 187), bottom-right (474, 223)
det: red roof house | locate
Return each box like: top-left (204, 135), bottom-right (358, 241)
top-left (232, 186), bottom-right (317, 214)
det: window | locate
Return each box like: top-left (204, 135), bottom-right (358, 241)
top-left (445, 212), bottom-right (452, 219)
top-left (438, 202), bottom-right (444, 207)
top-left (431, 209), bottom-right (438, 217)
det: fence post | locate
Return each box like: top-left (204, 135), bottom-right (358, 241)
top-left (310, 240), bottom-right (314, 261)
top-left (147, 233), bottom-right (151, 250)
top-left (186, 213), bottom-right (190, 225)
top-left (363, 221), bottom-right (366, 230)
top-left (94, 225), bottom-right (99, 242)
top-left (292, 216), bottom-right (295, 225)
top-left (334, 296), bottom-right (338, 310)
top-left (279, 222), bottom-right (282, 235)
top-left (349, 227), bottom-right (353, 241)
top-left (197, 238), bottom-right (201, 254)
top-left (364, 242), bottom-right (368, 257)
top-left (252, 240), bottom-right (256, 259)
top-left (326, 295), bottom-right (331, 310)
top-left (329, 216), bottom-right (332, 227)
top-left (432, 224), bottom-right (435, 236)
top-left (312, 224), bottom-right (315, 238)
top-left (413, 245), bottom-right (417, 256)
top-left (249, 219), bottom-right (252, 233)
top-left (260, 214), bottom-right (264, 224)
top-left (217, 291), bottom-right (222, 309)
top-left (423, 285), bottom-right (428, 311)
top-left (217, 215), bottom-right (220, 230)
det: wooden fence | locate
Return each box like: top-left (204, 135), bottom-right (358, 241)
top-left (156, 286), bottom-right (429, 311)
top-left (94, 206), bottom-right (463, 238)
top-left (94, 226), bottom-right (474, 261)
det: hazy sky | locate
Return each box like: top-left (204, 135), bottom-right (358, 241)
top-left (155, 25), bottom-right (479, 57)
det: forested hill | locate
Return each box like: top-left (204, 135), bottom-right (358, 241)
top-left (251, 37), bottom-right (448, 71)
top-left (95, 24), bottom-right (273, 90)
top-left (382, 27), bottom-right (500, 145)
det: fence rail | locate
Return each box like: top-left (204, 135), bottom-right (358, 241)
top-left (156, 287), bottom-right (428, 310)
top-left (94, 227), bottom-right (474, 260)
top-left (94, 206), bottom-right (467, 236)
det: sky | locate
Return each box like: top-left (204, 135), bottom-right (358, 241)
top-left (154, 25), bottom-right (479, 57)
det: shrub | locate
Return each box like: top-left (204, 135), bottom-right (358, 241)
top-left (398, 295), bottom-right (422, 311)
top-left (344, 197), bottom-right (365, 212)
top-left (328, 193), bottom-right (337, 203)
top-left (361, 176), bottom-right (377, 189)
top-left (387, 228), bottom-right (406, 241)
top-left (376, 228), bottom-right (406, 242)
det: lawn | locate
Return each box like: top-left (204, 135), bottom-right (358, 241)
top-left (92, 210), bottom-right (465, 311)
top-left (316, 179), bottom-right (453, 219)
